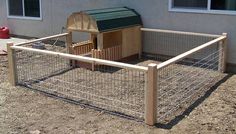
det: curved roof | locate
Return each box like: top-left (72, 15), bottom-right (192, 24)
top-left (67, 7), bottom-right (142, 33)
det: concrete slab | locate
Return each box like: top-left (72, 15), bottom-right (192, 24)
top-left (0, 38), bottom-right (28, 55)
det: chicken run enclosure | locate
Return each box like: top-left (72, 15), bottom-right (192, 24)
top-left (6, 7), bottom-right (227, 125)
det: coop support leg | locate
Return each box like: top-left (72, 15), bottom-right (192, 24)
top-left (92, 49), bottom-right (95, 71)
top-left (7, 42), bottom-right (18, 86)
top-left (66, 31), bottom-right (75, 67)
top-left (218, 33), bottom-right (227, 73)
top-left (66, 31), bottom-right (72, 54)
top-left (145, 63), bottom-right (157, 125)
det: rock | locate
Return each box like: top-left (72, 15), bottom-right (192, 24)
top-left (29, 130), bottom-right (40, 134)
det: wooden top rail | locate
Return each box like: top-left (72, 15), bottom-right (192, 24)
top-left (14, 33), bottom-right (69, 46)
top-left (141, 28), bottom-right (221, 38)
top-left (157, 35), bottom-right (227, 70)
top-left (11, 45), bottom-right (148, 72)
top-left (72, 40), bottom-right (93, 48)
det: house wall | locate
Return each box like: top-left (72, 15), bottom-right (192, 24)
top-left (0, 0), bottom-right (8, 27)
top-left (122, 0), bottom-right (236, 72)
top-left (0, 0), bottom-right (123, 38)
top-left (1, 0), bottom-right (236, 72)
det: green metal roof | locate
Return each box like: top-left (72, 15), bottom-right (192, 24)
top-left (84, 7), bottom-right (142, 32)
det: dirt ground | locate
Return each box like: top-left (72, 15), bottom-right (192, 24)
top-left (1, 53), bottom-right (236, 134)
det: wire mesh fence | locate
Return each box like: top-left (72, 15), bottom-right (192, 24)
top-left (6, 29), bottom-right (227, 125)
top-left (156, 42), bottom-right (226, 123)
top-left (17, 36), bottom-right (68, 53)
top-left (14, 50), bottom-right (146, 120)
top-left (142, 29), bottom-right (218, 62)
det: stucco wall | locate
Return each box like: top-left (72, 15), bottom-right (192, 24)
top-left (0, 0), bottom-right (8, 27)
top-left (122, 0), bottom-right (236, 70)
top-left (0, 0), bottom-right (123, 37)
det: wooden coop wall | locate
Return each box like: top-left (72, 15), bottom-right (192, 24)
top-left (67, 13), bottom-right (98, 33)
top-left (97, 26), bottom-right (141, 59)
top-left (68, 25), bottom-right (141, 63)
top-left (122, 26), bottom-right (141, 58)
top-left (103, 31), bottom-right (122, 49)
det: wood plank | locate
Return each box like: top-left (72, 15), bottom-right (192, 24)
top-left (67, 28), bottom-right (99, 33)
top-left (97, 33), bottom-right (103, 50)
top-left (218, 33), bottom-right (227, 73)
top-left (122, 26), bottom-right (141, 58)
top-left (81, 13), bottom-right (84, 29)
top-left (66, 32), bottom-right (72, 54)
top-left (141, 28), bottom-right (221, 38)
top-left (103, 30), bottom-right (122, 49)
top-left (7, 42), bottom-right (18, 86)
top-left (145, 63), bottom-right (157, 125)
top-left (92, 49), bottom-right (95, 71)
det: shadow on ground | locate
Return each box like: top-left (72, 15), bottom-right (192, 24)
top-left (155, 74), bottom-right (233, 129)
top-left (20, 73), bottom-right (232, 130)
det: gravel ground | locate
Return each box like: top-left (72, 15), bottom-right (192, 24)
top-left (1, 49), bottom-right (236, 133)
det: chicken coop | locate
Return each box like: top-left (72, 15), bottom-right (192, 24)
top-left (66, 7), bottom-right (142, 68)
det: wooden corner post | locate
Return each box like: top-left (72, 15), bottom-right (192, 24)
top-left (218, 33), bottom-right (227, 73)
top-left (145, 63), bottom-right (157, 125)
top-left (7, 42), bottom-right (18, 86)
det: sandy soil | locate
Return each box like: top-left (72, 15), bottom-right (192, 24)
top-left (1, 50), bottom-right (236, 133)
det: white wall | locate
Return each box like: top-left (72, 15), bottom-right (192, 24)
top-left (0, 0), bottom-right (123, 37)
top-left (0, 0), bottom-right (8, 27)
top-left (122, 0), bottom-right (236, 71)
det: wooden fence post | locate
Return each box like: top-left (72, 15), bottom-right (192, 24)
top-left (7, 42), bottom-right (18, 86)
top-left (218, 33), bottom-right (227, 73)
top-left (145, 63), bottom-right (157, 125)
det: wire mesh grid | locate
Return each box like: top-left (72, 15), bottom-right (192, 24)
top-left (142, 30), bottom-right (217, 61)
top-left (156, 42), bottom-right (225, 123)
top-left (14, 50), bottom-right (146, 120)
top-left (18, 36), bottom-right (68, 53)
